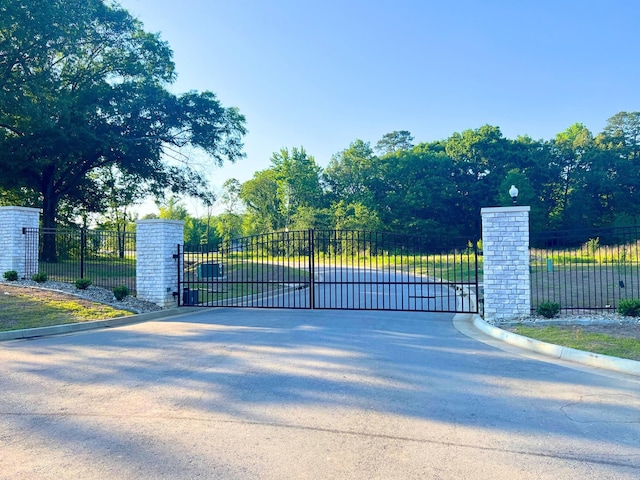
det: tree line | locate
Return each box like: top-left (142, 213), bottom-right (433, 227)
top-left (205, 113), bottom-right (640, 247)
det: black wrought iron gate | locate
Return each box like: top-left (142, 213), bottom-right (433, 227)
top-left (178, 230), bottom-right (479, 313)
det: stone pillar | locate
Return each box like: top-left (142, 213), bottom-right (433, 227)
top-left (136, 219), bottom-right (184, 308)
top-left (0, 206), bottom-right (40, 279)
top-left (481, 206), bottom-right (531, 322)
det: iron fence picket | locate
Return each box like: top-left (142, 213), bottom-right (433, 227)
top-left (530, 225), bottom-right (640, 313)
top-left (23, 227), bottom-right (136, 294)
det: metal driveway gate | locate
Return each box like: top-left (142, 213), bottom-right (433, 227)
top-left (178, 230), bottom-right (479, 313)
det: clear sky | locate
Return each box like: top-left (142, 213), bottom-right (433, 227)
top-left (117, 0), bottom-right (640, 214)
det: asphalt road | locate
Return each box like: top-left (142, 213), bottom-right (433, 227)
top-left (1, 309), bottom-right (639, 479)
top-left (233, 267), bottom-right (464, 311)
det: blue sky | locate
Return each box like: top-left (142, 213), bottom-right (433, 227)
top-left (117, 0), bottom-right (640, 213)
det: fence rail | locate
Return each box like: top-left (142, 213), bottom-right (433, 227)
top-left (23, 227), bottom-right (136, 294)
top-left (530, 225), bottom-right (640, 313)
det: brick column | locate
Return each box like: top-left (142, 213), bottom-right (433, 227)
top-left (481, 206), bottom-right (530, 322)
top-left (0, 206), bottom-right (40, 279)
top-left (136, 219), bottom-right (183, 308)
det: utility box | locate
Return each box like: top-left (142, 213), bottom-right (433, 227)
top-left (182, 287), bottom-right (199, 306)
top-left (197, 263), bottom-right (223, 278)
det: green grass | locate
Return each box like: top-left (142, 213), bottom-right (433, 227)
top-left (40, 258), bottom-right (135, 277)
top-left (530, 264), bottom-right (639, 310)
top-left (188, 282), bottom-right (298, 304)
top-left (0, 287), bottom-right (132, 332)
top-left (529, 239), bottom-right (640, 310)
top-left (184, 261), bottom-right (311, 303)
top-left (38, 258), bottom-right (136, 292)
top-left (510, 325), bottom-right (640, 361)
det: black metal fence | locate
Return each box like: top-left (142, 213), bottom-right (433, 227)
top-left (179, 229), bottom-right (480, 313)
top-left (530, 225), bottom-right (640, 313)
top-left (24, 227), bottom-right (136, 294)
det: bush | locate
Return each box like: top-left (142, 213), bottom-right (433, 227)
top-left (537, 301), bottom-right (561, 318)
top-left (3, 270), bottom-right (18, 281)
top-left (618, 299), bottom-right (640, 317)
top-left (113, 285), bottom-right (129, 301)
top-left (31, 272), bottom-right (48, 283)
top-left (74, 278), bottom-right (92, 290)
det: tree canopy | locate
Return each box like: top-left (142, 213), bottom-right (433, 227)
top-left (0, 0), bottom-right (246, 257)
top-left (374, 130), bottom-right (414, 155)
top-left (227, 113), bottom-right (640, 245)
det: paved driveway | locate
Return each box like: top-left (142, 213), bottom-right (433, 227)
top-left (1, 309), bottom-right (639, 479)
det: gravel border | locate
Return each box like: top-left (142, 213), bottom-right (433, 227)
top-left (488, 311), bottom-right (640, 327)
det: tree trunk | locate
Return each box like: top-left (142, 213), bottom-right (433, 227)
top-left (41, 191), bottom-right (59, 263)
top-left (117, 221), bottom-right (126, 259)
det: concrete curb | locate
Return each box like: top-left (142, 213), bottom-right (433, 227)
top-left (472, 314), bottom-right (640, 377)
top-left (0, 307), bottom-right (201, 342)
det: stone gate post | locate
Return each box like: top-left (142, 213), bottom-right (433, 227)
top-left (136, 219), bottom-right (184, 308)
top-left (481, 206), bottom-right (531, 322)
top-left (0, 206), bottom-right (40, 279)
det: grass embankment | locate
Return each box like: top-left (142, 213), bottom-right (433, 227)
top-left (510, 325), bottom-right (640, 361)
top-left (0, 285), bottom-right (132, 332)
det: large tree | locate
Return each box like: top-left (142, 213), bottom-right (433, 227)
top-left (215, 178), bottom-right (243, 245)
top-left (600, 111), bottom-right (640, 161)
top-left (445, 125), bottom-right (511, 235)
top-left (374, 130), bottom-right (414, 155)
top-left (548, 123), bottom-right (595, 228)
top-left (375, 143), bottom-right (460, 242)
top-left (270, 146), bottom-right (324, 227)
top-left (0, 0), bottom-right (246, 260)
top-left (239, 147), bottom-right (324, 234)
top-left (323, 139), bottom-right (378, 209)
top-left (597, 112), bottom-right (640, 223)
top-left (239, 169), bottom-right (283, 233)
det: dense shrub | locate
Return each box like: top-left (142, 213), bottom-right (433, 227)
top-left (536, 301), bottom-right (561, 318)
top-left (618, 299), bottom-right (640, 317)
top-left (113, 285), bottom-right (129, 301)
top-left (74, 278), bottom-right (92, 290)
top-left (31, 272), bottom-right (48, 283)
top-left (3, 270), bottom-right (18, 281)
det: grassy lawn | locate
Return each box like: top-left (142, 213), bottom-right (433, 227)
top-left (530, 265), bottom-right (638, 311)
top-left (183, 261), bottom-right (311, 304)
top-left (0, 285), bottom-right (132, 332)
top-left (37, 258), bottom-right (136, 293)
top-left (510, 325), bottom-right (640, 361)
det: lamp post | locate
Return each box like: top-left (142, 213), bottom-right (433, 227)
top-left (509, 185), bottom-right (519, 205)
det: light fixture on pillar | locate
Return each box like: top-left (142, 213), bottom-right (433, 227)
top-left (509, 185), bottom-right (519, 205)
